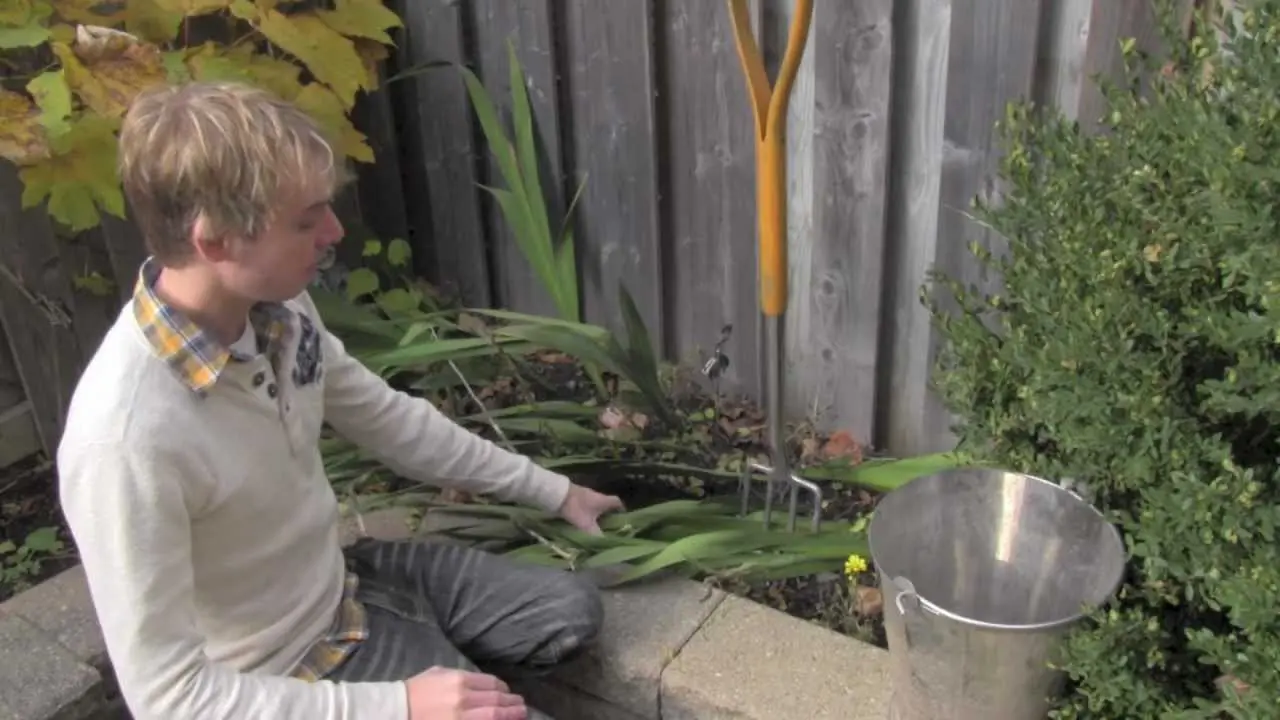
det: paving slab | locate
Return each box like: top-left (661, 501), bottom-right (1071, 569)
top-left (0, 611), bottom-right (102, 720)
top-left (2, 566), bottom-right (106, 670)
top-left (547, 579), bottom-right (726, 719)
top-left (661, 594), bottom-right (890, 720)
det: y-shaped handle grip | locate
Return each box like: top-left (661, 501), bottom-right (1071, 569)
top-left (726, 0), bottom-right (813, 318)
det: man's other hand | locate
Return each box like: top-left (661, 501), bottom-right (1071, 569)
top-left (557, 484), bottom-right (625, 535)
top-left (405, 666), bottom-right (527, 719)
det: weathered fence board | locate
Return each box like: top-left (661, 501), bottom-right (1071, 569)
top-left (472, 0), bottom-right (566, 319)
top-left (0, 165), bottom-right (86, 456)
top-left (390, 0), bottom-right (492, 305)
top-left (0, 325), bottom-right (39, 468)
top-left (561, 0), bottom-right (665, 344)
top-left (881, 0), bottom-right (953, 455)
top-left (783, 0), bottom-right (894, 443)
top-left (660, 0), bottom-right (763, 394)
top-left (0, 0), bottom-right (1187, 467)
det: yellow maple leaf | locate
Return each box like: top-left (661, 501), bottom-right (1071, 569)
top-left (18, 113), bottom-right (125, 231)
top-left (316, 0), bottom-right (402, 46)
top-left (153, 0), bottom-right (230, 16)
top-left (0, 89), bottom-right (49, 165)
top-left (27, 69), bottom-right (74, 138)
top-left (125, 0), bottom-right (183, 44)
top-left (256, 9), bottom-right (368, 109)
top-left (0, 0), bottom-right (37, 25)
top-left (53, 27), bottom-right (167, 118)
top-left (293, 82), bottom-right (372, 163)
top-left (353, 37), bottom-right (388, 91)
top-left (50, 0), bottom-right (126, 25)
top-left (186, 41), bottom-right (303, 101)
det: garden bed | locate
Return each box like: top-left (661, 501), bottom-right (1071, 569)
top-left (0, 455), bottom-right (76, 603)
top-left (316, 300), bottom-right (900, 650)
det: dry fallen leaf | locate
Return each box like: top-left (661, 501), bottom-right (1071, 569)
top-left (599, 405), bottom-right (629, 430)
top-left (821, 429), bottom-right (864, 464)
top-left (439, 489), bottom-right (473, 505)
top-left (1215, 674), bottom-right (1251, 697)
top-left (799, 436), bottom-right (822, 465)
top-left (855, 585), bottom-right (883, 617)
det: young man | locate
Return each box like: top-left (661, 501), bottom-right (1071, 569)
top-left (56, 80), bottom-right (623, 720)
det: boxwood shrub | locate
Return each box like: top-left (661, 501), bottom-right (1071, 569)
top-left (929, 1), bottom-right (1280, 717)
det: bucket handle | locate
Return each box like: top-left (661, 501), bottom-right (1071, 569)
top-left (892, 575), bottom-right (938, 650)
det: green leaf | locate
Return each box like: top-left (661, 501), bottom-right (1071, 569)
top-left (495, 417), bottom-right (599, 443)
top-left (362, 335), bottom-right (519, 373)
top-left (345, 267), bottom-right (380, 300)
top-left (506, 40), bottom-right (558, 302)
top-left (362, 239), bottom-right (382, 257)
top-left (464, 307), bottom-right (610, 339)
top-left (23, 526), bottom-right (62, 553)
top-left (495, 323), bottom-right (623, 376)
top-left (459, 65), bottom-right (522, 194)
top-left (582, 542), bottom-right (665, 568)
top-left (387, 238), bottom-right (412, 267)
top-left (0, 24), bottom-right (50, 49)
top-left (374, 287), bottom-right (420, 315)
top-left (803, 452), bottom-right (974, 493)
top-left (26, 69), bottom-right (72, 138)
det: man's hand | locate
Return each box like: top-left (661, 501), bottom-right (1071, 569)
top-left (558, 483), bottom-right (625, 535)
top-left (406, 667), bottom-right (526, 719)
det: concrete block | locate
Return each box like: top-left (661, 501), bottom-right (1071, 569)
top-left (548, 579), bottom-right (725, 720)
top-left (0, 611), bottom-right (102, 720)
top-left (1, 567), bottom-right (106, 669)
top-left (661, 594), bottom-right (890, 720)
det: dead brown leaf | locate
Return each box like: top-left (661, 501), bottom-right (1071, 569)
top-left (799, 436), bottom-right (822, 465)
top-left (821, 430), bottom-right (864, 464)
top-left (599, 406), bottom-right (628, 430)
top-left (855, 585), bottom-right (883, 617)
top-left (456, 312), bottom-right (489, 337)
top-left (1215, 674), bottom-right (1251, 697)
top-left (439, 489), bottom-right (473, 505)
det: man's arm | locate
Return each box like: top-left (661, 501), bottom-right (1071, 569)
top-left (58, 439), bottom-right (408, 720)
top-left (298, 293), bottom-right (571, 513)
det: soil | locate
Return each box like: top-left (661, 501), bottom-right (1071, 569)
top-left (0, 454), bottom-right (78, 602)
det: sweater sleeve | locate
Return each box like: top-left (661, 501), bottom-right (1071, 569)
top-left (57, 439), bottom-right (409, 720)
top-left (296, 293), bottom-right (571, 513)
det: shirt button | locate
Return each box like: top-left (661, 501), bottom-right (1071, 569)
top-left (252, 371), bottom-right (266, 387)
top-left (267, 383), bottom-right (278, 398)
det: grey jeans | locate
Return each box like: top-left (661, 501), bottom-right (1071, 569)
top-left (325, 538), bottom-right (603, 719)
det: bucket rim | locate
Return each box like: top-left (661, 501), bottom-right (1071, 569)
top-left (867, 467), bottom-right (1128, 633)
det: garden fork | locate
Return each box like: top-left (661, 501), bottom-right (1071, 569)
top-left (726, 0), bottom-right (821, 533)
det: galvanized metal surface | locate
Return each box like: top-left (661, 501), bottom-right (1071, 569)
top-left (869, 468), bottom-right (1126, 719)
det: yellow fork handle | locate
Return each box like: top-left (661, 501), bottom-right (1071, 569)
top-left (727, 0), bottom-right (813, 318)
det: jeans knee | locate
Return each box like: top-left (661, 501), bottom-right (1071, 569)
top-left (567, 573), bottom-right (605, 640)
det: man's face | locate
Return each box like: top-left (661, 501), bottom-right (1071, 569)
top-left (216, 185), bottom-right (345, 304)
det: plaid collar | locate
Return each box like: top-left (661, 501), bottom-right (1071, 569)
top-left (132, 257), bottom-right (294, 395)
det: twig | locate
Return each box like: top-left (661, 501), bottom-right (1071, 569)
top-left (429, 326), bottom-right (520, 453)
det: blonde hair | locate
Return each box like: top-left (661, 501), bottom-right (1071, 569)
top-left (117, 81), bottom-right (350, 266)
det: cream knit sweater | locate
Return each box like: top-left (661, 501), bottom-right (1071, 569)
top-left (56, 292), bottom-right (571, 720)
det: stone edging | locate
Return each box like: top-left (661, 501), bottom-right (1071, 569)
top-left (0, 510), bottom-right (890, 719)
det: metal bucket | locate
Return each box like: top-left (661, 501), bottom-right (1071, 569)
top-left (867, 468), bottom-right (1126, 719)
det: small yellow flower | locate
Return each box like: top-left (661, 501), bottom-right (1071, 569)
top-left (844, 553), bottom-right (869, 578)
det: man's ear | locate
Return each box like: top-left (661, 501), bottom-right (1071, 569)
top-left (190, 213), bottom-right (236, 263)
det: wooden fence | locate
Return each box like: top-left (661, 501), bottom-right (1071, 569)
top-left (0, 0), bottom-right (1185, 469)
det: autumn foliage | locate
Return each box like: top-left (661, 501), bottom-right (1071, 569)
top-left (0, 0), bottom-right (401, 231)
